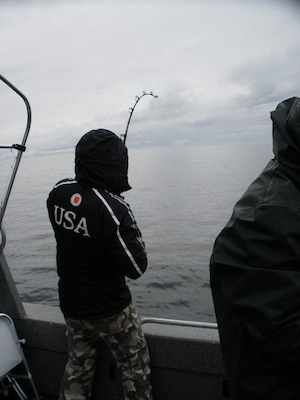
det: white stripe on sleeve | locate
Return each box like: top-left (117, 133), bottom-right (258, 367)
top-left (92, 188), bottom-right (143, 276)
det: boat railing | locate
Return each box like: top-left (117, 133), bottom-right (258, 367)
top-left (0, 75), bottom-right (32, 254)
top-left (141, 317), bottom-right (218, 329)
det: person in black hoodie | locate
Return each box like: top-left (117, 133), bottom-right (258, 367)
top-left (210, 97), bottom-right (300, 400)
top-left (47, 129), bottom-right (152, 400)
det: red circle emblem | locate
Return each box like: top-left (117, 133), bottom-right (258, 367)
top-left (70, 193), bottom-right (82, 207)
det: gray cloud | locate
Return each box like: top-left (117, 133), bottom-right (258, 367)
top-left (0, 0), bottom-right (299, 152)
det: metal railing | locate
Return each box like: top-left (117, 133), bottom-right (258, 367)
top-left (0, 75), bottom-right (31, 253)
top-left (141, 317), bottom-right (218, 329)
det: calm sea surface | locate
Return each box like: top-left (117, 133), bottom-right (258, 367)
top-left (0, 143), bottom-right (272, 322)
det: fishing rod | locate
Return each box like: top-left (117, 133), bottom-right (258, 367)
top-left (0, 74), bottom-right (32, 252)
top-left (121, 91), bottom-right (158, 144)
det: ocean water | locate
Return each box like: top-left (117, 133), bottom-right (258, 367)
top-left (0, 143), bottom-right (272, 322)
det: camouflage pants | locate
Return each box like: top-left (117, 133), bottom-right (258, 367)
top-left (59, 303), bottom-right (152, 400)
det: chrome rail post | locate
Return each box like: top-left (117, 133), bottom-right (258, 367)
top-left (0, 75), bottom-right (31, 252)
top-left (141, 317), bottom-right (218, 329)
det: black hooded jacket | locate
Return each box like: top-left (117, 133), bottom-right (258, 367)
top-left (210, 98), bottom-right (300, 400)
top-left (75, 129), bottom-right (131, 195)
top-left (47, 129), bottom-right (147, 319)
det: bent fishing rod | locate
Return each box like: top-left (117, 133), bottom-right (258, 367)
top-left (0, 74), bottom-right (32, 251)
top-left (121, 91), bottom-right (158, 145)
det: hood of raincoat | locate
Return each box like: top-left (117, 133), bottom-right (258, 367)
top-left (75, 129), bottom-right (131, 195)
top-left (271, 96), bottom-right (300, 178)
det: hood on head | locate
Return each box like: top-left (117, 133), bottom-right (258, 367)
top-left (75, 129), bottom-right (131, 195)
top-left (271, 97), bottom-right (300, 173)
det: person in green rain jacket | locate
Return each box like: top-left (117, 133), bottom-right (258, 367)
top-left (210, 97), bottom-right (300, 400)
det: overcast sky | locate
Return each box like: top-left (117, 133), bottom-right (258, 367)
top-left (1, 0), bottom-right (300, 152)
